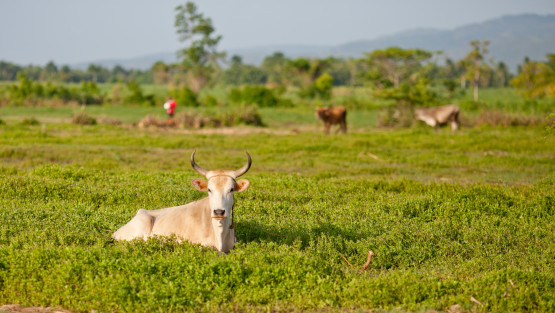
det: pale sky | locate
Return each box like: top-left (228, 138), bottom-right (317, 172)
top-left (1, 0), bottom-right (554, 66)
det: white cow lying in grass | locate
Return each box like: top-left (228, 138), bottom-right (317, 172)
top-left (113, 151), bottom-right (251, 253)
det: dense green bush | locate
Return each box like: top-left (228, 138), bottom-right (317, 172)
top-left (374, 80), bottom-right (442, 108)
top-left (1, 73), bottom-right (104, 106)
top-left (202, 95), bottom-right (218, 107)
top-left (299, 73), bottom-right (334, 100)
top-left (123, 81), bottom-right (155, 106)
top-left (170, 86), bottom-right (199, 107)
top-left (229, 85), bottom-right (289, 107)
top-left (20, 116), bottom-right (40, 125)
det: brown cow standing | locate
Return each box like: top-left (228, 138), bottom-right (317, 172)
top-left (315, 106), bottom-right (347, 135)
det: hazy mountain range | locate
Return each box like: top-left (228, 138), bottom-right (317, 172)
top-left (73, 13), bottom-right (555, 73)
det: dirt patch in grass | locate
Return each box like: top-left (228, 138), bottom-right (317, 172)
top-left (0, 304), bottom-right (73, 313)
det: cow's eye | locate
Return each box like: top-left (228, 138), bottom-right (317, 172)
top-left (229, 188), bottom-right (234, 193)
top-left (207, 188), bottom-right (212, 193)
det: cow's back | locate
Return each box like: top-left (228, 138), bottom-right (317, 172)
top-left (328, 106), bottom-right (346, 123)
top-left (434, 105), bottom-right (459, 123)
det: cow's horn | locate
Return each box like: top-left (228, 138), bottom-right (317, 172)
top-left (190, 150), bottom-right (208, 177)
top-left (234, 151), bottom-right (252, 178)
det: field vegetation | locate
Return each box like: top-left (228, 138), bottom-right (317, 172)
top-left (0, 94), bottom-right (554, 312)
top-left (0, 3), bottom-right (554, 312)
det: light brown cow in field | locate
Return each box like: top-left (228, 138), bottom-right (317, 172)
top-left (315, 106), bottom-right (347, 135)
top-left (415, 104), bottom-right (460, 131)
top-left (112, 151), bottom-right (251, 253)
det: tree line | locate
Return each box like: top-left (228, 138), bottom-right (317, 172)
top-left (0, 1), bottom-right (553, 106)
top-left (0, 49), bottom-right (518, 89)
top-left (1, 47), bottom-right (551, 102)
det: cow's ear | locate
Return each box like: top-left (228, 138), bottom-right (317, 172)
top-left (191, 178), bottom-right (208, 191)
top-left (235, 179), bottom-right (250, 193)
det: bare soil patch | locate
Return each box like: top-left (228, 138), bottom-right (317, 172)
top-left (0, 305), bottom-right (73, 313)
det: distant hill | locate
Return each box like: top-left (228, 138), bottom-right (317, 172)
top-left (72, 51), bottom-right (178, 71)
top-left (73, 13), bottom-right (555, 73)
top-left (328, 13), bottom-right (555, 72)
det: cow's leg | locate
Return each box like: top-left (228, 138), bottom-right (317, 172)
top-left (341, 120), bottom-right (347, 134)
top-left (451, 120), bottom-right (459, 132)
top-left (451, 112), bottom-right (460, 132)
top-left (113, 209), bottom-right (154, 241)
top-left (324, 122), bottom-right (330, 135)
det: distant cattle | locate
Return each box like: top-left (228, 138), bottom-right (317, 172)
top-left (315, 106), bottom-right (347, 135)
top-left (415, 104), bottom-right (460, 131)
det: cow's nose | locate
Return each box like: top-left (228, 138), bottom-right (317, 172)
top-left (213, 209), bottom-right (225, 217)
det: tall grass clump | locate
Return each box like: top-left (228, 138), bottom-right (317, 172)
top-left (71, 111), bottom-right (97, 125)
top-left (138, 106), bottom-right (263, 129)
top-left (20, 117), bottom-right (40, 125)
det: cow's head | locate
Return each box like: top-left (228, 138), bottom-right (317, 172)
top-left (315, 107), bottom-right (330, 120)
top-left (190, 151), bottom-right (251, 220)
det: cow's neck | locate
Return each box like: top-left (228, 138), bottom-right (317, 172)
top-left (211, 217), bottom-right (233, 252)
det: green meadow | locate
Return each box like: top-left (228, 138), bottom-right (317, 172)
top-left (0, 103), bottom-right (554, 312)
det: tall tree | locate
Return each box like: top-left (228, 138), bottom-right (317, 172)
top-left (222, 55), bottom-right (267, 85)
top-left (286, 57), bottom-right (311, 87)
top-left (493, 61), bottom-right (511, 87)
top-left (511, 54), bottom-right (555, 98)
top-left (42, 61), bottom-right (58, 81)
top-left (87, 64), bottom-right (104, 83)
top-left (151, 61), bottom-right (170, 85)
top-left (261, 52), bottom-right (288, 86)
top-left (364, 47), bottom-right (433, 88)
top-left (111, 65), bottom-right (129, 82)
top-left (174, 2), bottom-right (225, 92)
top-left (461, 40), bottom-right (490, 101)
top-left (0, 61), bottom-right (22, 81)
top-left (59, 65), bottom-right (72, 82)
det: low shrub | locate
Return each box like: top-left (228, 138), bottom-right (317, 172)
top-left (71, 111), bottom-right (97, 125)
top-left (174, 112), bottom-right (220, 128)
top-left (170, 86), bottom-right (199, 107)
top-left (175, 106), bottom-right (264, 128)
top-left (217, 105), bottom-right (264, 127)
top-left (123, 81), bottom-right (155, 106)
top-left (202, 95), bottom-right (218, 107)
top-left (20, 117), bottom-right (40, 125)
top-left (138, 106), bottom-right (264, 129)
top-left (137, 114), bottom-right (166, 128)
top-left (377, 104), bottom-right (415, 128)
top-left (97, 116), bottom-right (122, 126)
top-left (229, 85), bottom-right (289, 107)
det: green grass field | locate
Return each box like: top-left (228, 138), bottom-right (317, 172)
top-left (0, 101), bottom-right (554, 312)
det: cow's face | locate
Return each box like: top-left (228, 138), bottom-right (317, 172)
top-left (190, 151), bottom-right (252, 221)
top-left (414, 108), bottom-right (425, 119)
top-left (192, 174), bottom-right (250, 219)
top-left (315, 107), bottom-right (329, 120)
